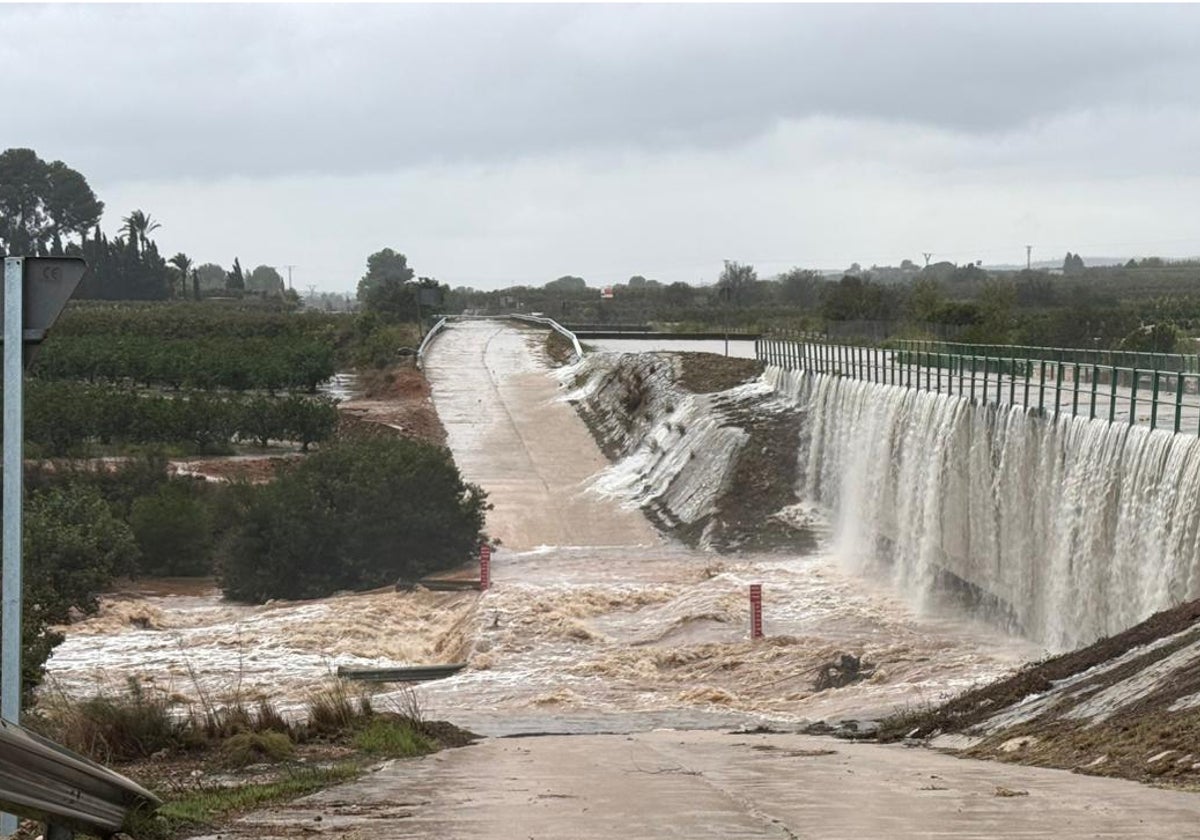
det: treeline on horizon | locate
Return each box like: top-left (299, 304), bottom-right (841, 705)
top-left (443, 256), bottom-right (1200, 354)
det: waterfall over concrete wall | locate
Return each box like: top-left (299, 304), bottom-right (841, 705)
top-left (766, 367), bottom-right (1200, 651)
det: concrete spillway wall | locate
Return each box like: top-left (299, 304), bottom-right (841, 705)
top-left (565, 352), bottom-right (1200, 651)
top-left (767, 367), bottom-right (1200, 651)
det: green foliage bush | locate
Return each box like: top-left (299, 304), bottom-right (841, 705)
top-left (352, 717), bottom-right (436, 757)
top-left (219, 731), bottom-right (295, 768)
top-left (24, 381), bottom-right (339, 456)
top-left (1121, 322), bottom-right (1185, 354)
top-left (56, 302), bottom-right (343, 341)
top-left (219, 438), bottom-right (489, 603)
top-left (130, 483), bottom-right (213, 576)
top-left (34, 335), bottom-right (336, 393)
top-left (347, 316), bottom-right (421, 369)
top-left (17, 484), bottom-right (140, 693)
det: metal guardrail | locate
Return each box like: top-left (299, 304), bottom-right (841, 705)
top-left (416, 314), bottom-right (584, 367)
top-left (507, 314), bottom-right (584, 362)
top-left (0, 717), bottom-right (160, 837)
top-left (336, 663), bottom-right (467, 683)
top-left (415, 316), bottom-right (449, 370)
top-left (758, 334), bottom-right (1200, 435)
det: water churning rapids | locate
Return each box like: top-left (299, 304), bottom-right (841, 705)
top-left (58, 326), bottom-right (1165, 734)
top-left (767, 367), bottom-right (1200, 651)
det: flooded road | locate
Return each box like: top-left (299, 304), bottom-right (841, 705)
top-left (46, 319), bottom-right (1036, 736)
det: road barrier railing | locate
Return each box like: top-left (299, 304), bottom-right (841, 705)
top-left (758, 335), bottom-right (1200, 435)
top-left (415, 315), bottom-right (584, 367)
top-left (507, 314), bottom-right (584, 362)
top-left (415, 316), bottom-right (450, 370)
top-left (0, 717), bottom-right (160, 837)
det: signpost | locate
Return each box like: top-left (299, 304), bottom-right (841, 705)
top-left (2, 257), bottom-right (86, 837)
top-left (479, 543), bottom-right (492, 591)
top-left (749, 584), bottom-right (763, 639)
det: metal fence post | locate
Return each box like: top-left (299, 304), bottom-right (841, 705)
top-left (1053, 362), bottom-right (1063, 419)
top-left (1071, 362), bottom-right (1080, 418)
top-left (1090, 364), bottom-right (1099, 420)
top-left (1175, 373), bottom-right (1185, 434)
top-left (1109, 366), bottom-right (1118, 423)
top-left (1151, 370), bottom-right (1161, 431)
top-left (2, 259), bottom-right (23, 838)
top-left (3, 258), bottom-right (23, 727)
top-left (1130, 369), bottom-right (1139, 426)
top-left (1038, 360), bottom-right (1046, 414)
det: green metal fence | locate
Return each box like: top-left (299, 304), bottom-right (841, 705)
top-left (756, 335), bottom-right (1200, 435)
top-left (893, 339), bottom-right (1200, 374)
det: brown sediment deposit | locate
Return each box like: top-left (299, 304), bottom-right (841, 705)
top-left (339, 362), bottom-right (448, 447)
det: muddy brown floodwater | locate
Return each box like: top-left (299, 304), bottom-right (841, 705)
top-left (43, 321), bottom-right (1037, 736)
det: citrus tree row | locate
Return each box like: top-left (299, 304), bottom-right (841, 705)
top-left (33, 335), bottom-right (337, 392)
top-left (26, 382), bottom-right (339, 456)
top-left (56, 302), bottom-right (346, 340)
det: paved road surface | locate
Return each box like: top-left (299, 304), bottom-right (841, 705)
top-left (204, 730), bottom-right (1200, 838)
top-left (423, 319), bottom-right (660, 550)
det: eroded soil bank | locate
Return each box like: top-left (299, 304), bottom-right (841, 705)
top-left (881, 597), bottom-right (1200, 789)
top-left (563, 349), bottom-right (819, 553)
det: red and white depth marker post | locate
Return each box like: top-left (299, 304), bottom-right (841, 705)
top-left (479, 544), bottom-right (492, 591)
top-left (749, 583), bottom-right (763, 639)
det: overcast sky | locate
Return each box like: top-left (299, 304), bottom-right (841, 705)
top-left (4, 3), bottom-right (1200, 292)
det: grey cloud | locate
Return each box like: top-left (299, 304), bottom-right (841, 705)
top-left (2, 4), bottom-right (1198, 182)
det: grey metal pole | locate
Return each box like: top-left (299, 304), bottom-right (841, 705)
top-left (1, 256), bottom-right (23, 836)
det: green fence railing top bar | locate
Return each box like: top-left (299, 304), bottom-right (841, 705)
top-left (757, 335), bottom-right (1200, 436)
top-left (892, 339), bottom-right (1200, 374)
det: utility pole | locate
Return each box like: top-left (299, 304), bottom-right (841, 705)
top-left (1025, 245), bottom-right (1032, 271)
top-left (922, 252), bottom-right (933, 268)
top-left (283, 264), bottom-right (296, 290)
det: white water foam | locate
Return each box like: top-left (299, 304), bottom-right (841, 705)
top-left (766, 367), bottom-right (1200, 651)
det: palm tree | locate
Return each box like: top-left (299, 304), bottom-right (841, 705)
top-left (168, 252), bottom-right (193, 299)
top-left (120, 210), bottom-right (161, 255)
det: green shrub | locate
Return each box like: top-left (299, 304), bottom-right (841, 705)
top-left (305, 684), bottom-right (364, 736)
top-left (218, 438), bottom-right (489, 603)
top-left (353, 717), bottom-right (436, 758)
top-left (130, 483), bottom-right (214, 576)
top-left (44, 679), bottom-right (179, 763)
top-left (218, 731), bottom-right (295, 768)
top-left (34, 335), bottom-right (336, 392)
top-left (23, 381), bottom-right (339, 456)
top-left (18, 485), bottom-right (140, 693)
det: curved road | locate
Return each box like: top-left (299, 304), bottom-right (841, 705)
top-left (423, 319), bottom-right (660, 550)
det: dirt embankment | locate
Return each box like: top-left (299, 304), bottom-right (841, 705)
top-left (879, 598), bottom-right (1200, 788)
top-left (338, 363), bottom-right (448, 447)
top-left (567, 351), bottom-right (817, 553)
